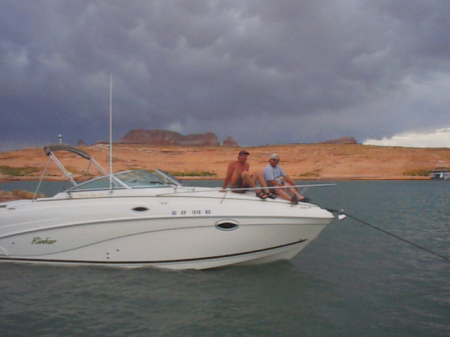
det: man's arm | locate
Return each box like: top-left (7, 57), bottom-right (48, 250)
top-left (284, 174), bottom-right (298, 191)
top-left (284, 174), bottom-right (295, 185)
top-left (222, 162), bottom-right (235, 189)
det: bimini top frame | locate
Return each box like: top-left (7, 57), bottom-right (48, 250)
top-left (42, 144), bottom-right (108, 187)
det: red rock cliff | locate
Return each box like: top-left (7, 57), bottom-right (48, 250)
top-left (321, 136), bottom-right (357, 144)
top-left (120, 129), bottom-right (221, 147)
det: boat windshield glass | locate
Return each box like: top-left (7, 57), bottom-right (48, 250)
top-left (114, 170), bottom-right (169, 188)
top-left (154, 169), bottom-right (183, 186)
top-left (70, 170), bottom-right (170, 191)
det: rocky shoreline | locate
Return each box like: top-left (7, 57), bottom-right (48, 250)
top-left (1, 143), bottom-right (449, 184)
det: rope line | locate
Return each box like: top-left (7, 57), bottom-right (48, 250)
top-left (329, 209), bottom-right (450, 263)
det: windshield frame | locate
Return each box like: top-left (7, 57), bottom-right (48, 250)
top-left (68, 170), bottom-right (172, 192)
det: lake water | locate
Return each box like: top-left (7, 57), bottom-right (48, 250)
top-left (0, 180), bottom-right (449, 336)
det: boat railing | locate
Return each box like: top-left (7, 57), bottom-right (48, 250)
top-left (156, 183), bottom-right (336, 204)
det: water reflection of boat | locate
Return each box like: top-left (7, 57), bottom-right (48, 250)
top-left (0, 144), bottom-right (335, 270)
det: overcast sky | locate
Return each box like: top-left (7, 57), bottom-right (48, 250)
top-left (1, 0), bottom-right (450, 151)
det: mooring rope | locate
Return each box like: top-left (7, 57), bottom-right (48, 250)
top-left (327, 209), bottom-right (450, 263)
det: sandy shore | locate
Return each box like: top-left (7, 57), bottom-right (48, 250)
top-left (1, 143), bottom-right (449, 183)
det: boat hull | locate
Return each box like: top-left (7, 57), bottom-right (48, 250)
top-left (0, 193), bottom-right (333, 270)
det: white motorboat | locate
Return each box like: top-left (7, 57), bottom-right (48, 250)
top-left (430, 167), bottom-right (449, 180)
top-left (0, 144), bottom-right (335, 270)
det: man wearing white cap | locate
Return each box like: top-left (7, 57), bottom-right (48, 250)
top-left (263, 153), bottom-right (304, 204)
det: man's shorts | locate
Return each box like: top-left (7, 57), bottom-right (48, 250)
top-left (231, 175), bottom-right (250, 193)
top-left (268, 181), bottom-right (284, 195)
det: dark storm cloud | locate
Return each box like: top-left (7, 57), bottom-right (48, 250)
top-left (1, 0), bottom-right (450, 150)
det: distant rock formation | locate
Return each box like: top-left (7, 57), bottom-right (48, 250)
top-left (321, 136), bottom-right (357, 144)
top-left (120, 129), bottom-right (221, 147)
top-left (77, 139), bottom-right (86, 146)
top-left (222, 136), bottom-right (239, 147)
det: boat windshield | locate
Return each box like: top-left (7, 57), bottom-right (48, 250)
top-left (70, 170), bottom-right (171, 191)
top-left (154, 169), bottom-right (183, 186)
top-left (115, 170), bottom-right (170, 188)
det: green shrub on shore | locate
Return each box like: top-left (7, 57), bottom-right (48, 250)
top-left (0, 190), bottom-right (45, 201)
top-left (0, 166), bottom-right (40, 176)
top-left (170, 171), bottom-right (216, 177)
top-left (13, 189), bottom-right (45, 199)
top-left (300, 169), bottom-right (321, 178)
top-left (402, 169), bottom-right (432, 176)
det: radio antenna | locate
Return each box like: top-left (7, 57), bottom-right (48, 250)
top-left (109, 73), bottom-right (113, 190)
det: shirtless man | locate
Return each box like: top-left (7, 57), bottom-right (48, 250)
top-left (222, 150), bottom-right (275, 199)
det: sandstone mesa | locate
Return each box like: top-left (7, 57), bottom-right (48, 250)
top-left (118, 129), bottom-right (238, 147)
